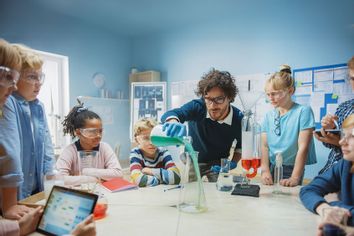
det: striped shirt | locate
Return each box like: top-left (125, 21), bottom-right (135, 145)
top-left (129, 147), bottom-right (180, 187)
top-left (319, 98), bottom-right (354, 174)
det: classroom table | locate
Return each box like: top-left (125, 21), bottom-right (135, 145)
top-left (93, 182), bottom-right (318, 236)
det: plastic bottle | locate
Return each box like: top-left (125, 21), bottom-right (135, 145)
top-left (273, 152), bottom-right (283, 194)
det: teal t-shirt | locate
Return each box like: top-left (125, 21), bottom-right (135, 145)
top-left (261, 103), bottom-right (317, 166)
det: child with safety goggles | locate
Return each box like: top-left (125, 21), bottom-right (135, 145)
top-left (56, 101), bottom-right (123, 186)
top-left (130, 118), bottom-right (180, 187)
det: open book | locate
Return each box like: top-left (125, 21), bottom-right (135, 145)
top-left (101, 178), bottom-right (137, 192)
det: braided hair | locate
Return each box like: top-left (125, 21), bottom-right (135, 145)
top-left (62, 99), bottom-right (101, 138)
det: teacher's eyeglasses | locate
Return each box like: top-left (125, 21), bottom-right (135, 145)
top-left (204, 96), bottom-right (226, 105)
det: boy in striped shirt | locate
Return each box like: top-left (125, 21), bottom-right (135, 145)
top-left (130, 118), bottom-right (181, 187)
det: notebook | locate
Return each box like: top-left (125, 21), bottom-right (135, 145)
top-left (37, 186), bottom-right (98, 236)
top-left (101, 177), bottom-right (137, 192)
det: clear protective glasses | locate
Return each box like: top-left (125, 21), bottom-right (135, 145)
top-left (266, 90), bottom-right (286, 99)
top-left (21, 70), bottom-right (45, 85)
top-left (79, 128), bottom-right (103, 138)
top-left (137, 134), bottom-right (152, 144)
top-left (204, 96), bottom-right (226, 105)
top-left (340, 128), bottom-right (354, 143)
top-left (0, 66), bottom-right (20, 88)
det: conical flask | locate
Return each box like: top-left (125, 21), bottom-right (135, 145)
top-left (150, 125), bottom-right (207, 213)
top-left (178, 151), bottom-right (207, 213)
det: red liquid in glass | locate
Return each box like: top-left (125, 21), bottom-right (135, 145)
top-left (93, 203), bottom-right (108, 220)
top-left (241, 158), bottom-right (261, 178)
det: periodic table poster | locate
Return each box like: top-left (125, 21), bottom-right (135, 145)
top-left (130, 82), bottom-right (166, 139)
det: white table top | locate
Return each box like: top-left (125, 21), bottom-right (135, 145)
top-left (94, 182), bottom-right (319, 236)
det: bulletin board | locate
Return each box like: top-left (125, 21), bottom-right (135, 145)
top-left (130, 82), bottom-right (167, 138)
top-left (293, 63), bottom-right (351, 129)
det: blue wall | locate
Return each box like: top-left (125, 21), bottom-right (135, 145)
top-left (131, 1), bottom-right (354, 178)
top-left (1, 0), bottom-right (353, 177)
top-left (0, 1), bottom-right (132, 106)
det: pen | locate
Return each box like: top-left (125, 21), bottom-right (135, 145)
top-left (163, 185), bottom-right (182, 192)
top-left (228, 139), bottom-right (237, 161)
top-left (328, 112), bottom-right (339, 129)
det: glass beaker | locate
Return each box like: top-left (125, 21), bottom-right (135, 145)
top-left (150, 124), bottom-right (185, 146)
top-left (78, 150), bottom-right (98, 192)
top-left (216, 158), bottom-right (234, 191)
top-left (93, 193), bottom-right (108, 220)
top-left (178, 151), bottom-right (207, 213)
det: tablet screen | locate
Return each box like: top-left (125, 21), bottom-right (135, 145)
top-left (37, 186), bottom-right (98, 236)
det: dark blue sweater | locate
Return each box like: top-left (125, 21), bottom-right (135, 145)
top-left (299, 159), bottom-right (354, 226)
top-left (161, 99), bottom-right (243, 163)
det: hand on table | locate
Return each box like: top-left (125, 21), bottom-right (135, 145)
top-left (3, 204), bottom-right (32, 220)
top-left (261, 171), bottom-right (273, 185)
top-left (280, 177), bottom-right (299, 187)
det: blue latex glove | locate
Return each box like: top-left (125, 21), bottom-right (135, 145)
top-left (162, 122), bottom-right (187, 137)
top-left (211, 161), bottom-right (237, 173)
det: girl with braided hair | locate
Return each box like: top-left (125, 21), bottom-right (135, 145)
top-left (56, 101), bottom-right (122, 186)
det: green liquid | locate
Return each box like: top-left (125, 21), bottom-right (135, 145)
top-left (150, 135), bottom-right (205, 210)
top-left (150, 136), bottom-right (184, 147)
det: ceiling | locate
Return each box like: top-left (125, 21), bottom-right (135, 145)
top-left (28, 0), bottom-right (269, 37)
top-left (16, 0), bottom-right (354, 37)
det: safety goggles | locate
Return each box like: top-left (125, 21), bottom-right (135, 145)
top-left (0, 66), bottom-right (20, 88)
top-left (265, 90), bottom-right (286, 99)
top-left (137, 134), bottom-right (152, 144)
top-left (340, 128), bottom-right (354, 143)
top-left (21, 70), bottom-right (45, 85)
top-left (79, 128), bottom-right (103, 138)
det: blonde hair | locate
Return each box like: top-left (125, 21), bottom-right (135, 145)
top-left (348, 56), bottom-right (354, 70)
top-left (342, 114), bottom-right (354, 129)
top-left (133, 118), bottom-right (158, 137)
top-left (0, 39), bottom-right (22, 71)
top-left (12, 43), bottom-right (43, 71)
top-left (265, 64), bottom-right (295, 93)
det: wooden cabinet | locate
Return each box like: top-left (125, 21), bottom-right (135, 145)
top-left (129, 70), bottom-right (160, 83)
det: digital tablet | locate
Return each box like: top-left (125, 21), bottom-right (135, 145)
top-left (315, 129), bottom-right (341, 137)
top-left (37, 185), bottom-right (98, 236)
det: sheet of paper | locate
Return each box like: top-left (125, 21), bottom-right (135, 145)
top-left (333, 67), bottom-right (348, 81)
top-left (314, 69), bottom-right (333, 82)
top-left (294, 70), bottom-right (313, 83)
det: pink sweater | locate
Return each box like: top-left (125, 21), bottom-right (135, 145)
top-left (56, 142), bottom-right (123, 185)
top-left (0, 219), bottom-right (19, 236)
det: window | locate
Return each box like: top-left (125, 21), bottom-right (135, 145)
top-left (35, 50), bottom-right (70, 152)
